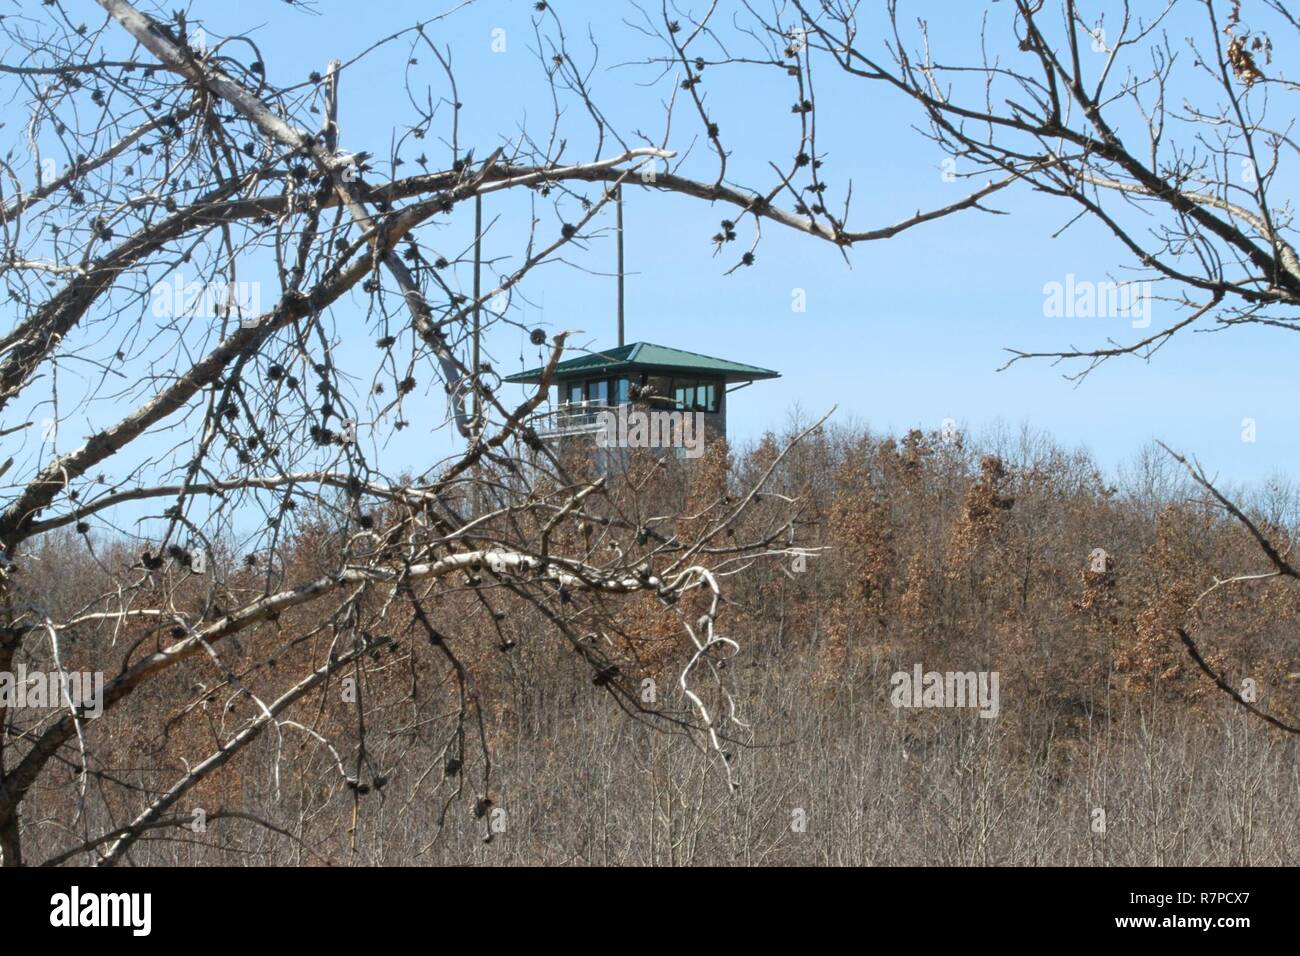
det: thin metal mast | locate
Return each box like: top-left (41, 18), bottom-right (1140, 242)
top-left (616, 184), bottom-right (625, 347)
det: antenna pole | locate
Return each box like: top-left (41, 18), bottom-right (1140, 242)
top-left (472, 193), bottom-right (482, 431)
top-left (616, 184), bottom-right (624, 347)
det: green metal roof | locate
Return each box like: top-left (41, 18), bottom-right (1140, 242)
top-left (504, 341), bottom-right (780, 385)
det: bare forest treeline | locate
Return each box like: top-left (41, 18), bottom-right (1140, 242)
top-left (15, 420), bottom-right (1298, 865)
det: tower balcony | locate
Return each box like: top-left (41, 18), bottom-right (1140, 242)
top-left (531, 400), bottom-right (620, 438)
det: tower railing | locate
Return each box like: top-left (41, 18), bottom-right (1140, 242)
top-left (530, 400), bottom-right (619, 438)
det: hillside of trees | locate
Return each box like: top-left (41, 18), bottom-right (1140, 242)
top-left (16, 420), bottom-right (1297, 865)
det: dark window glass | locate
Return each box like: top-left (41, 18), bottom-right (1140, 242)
top-left (614, 377), bottom-right (629, 405)
top-left (668, 378), bottom-right (720, 412)
top-left (566, 381), bottom-right (582, 405)
top-left (586, 378), bottom-right (609, 404)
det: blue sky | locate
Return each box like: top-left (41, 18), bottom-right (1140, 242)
top-left (7, 0), bottom-right (1298, 506)
top-left (301, 0), bottom-right (1299, 486)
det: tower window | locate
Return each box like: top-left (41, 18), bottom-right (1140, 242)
top-left (670, 377), bottom-right (721, 413)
